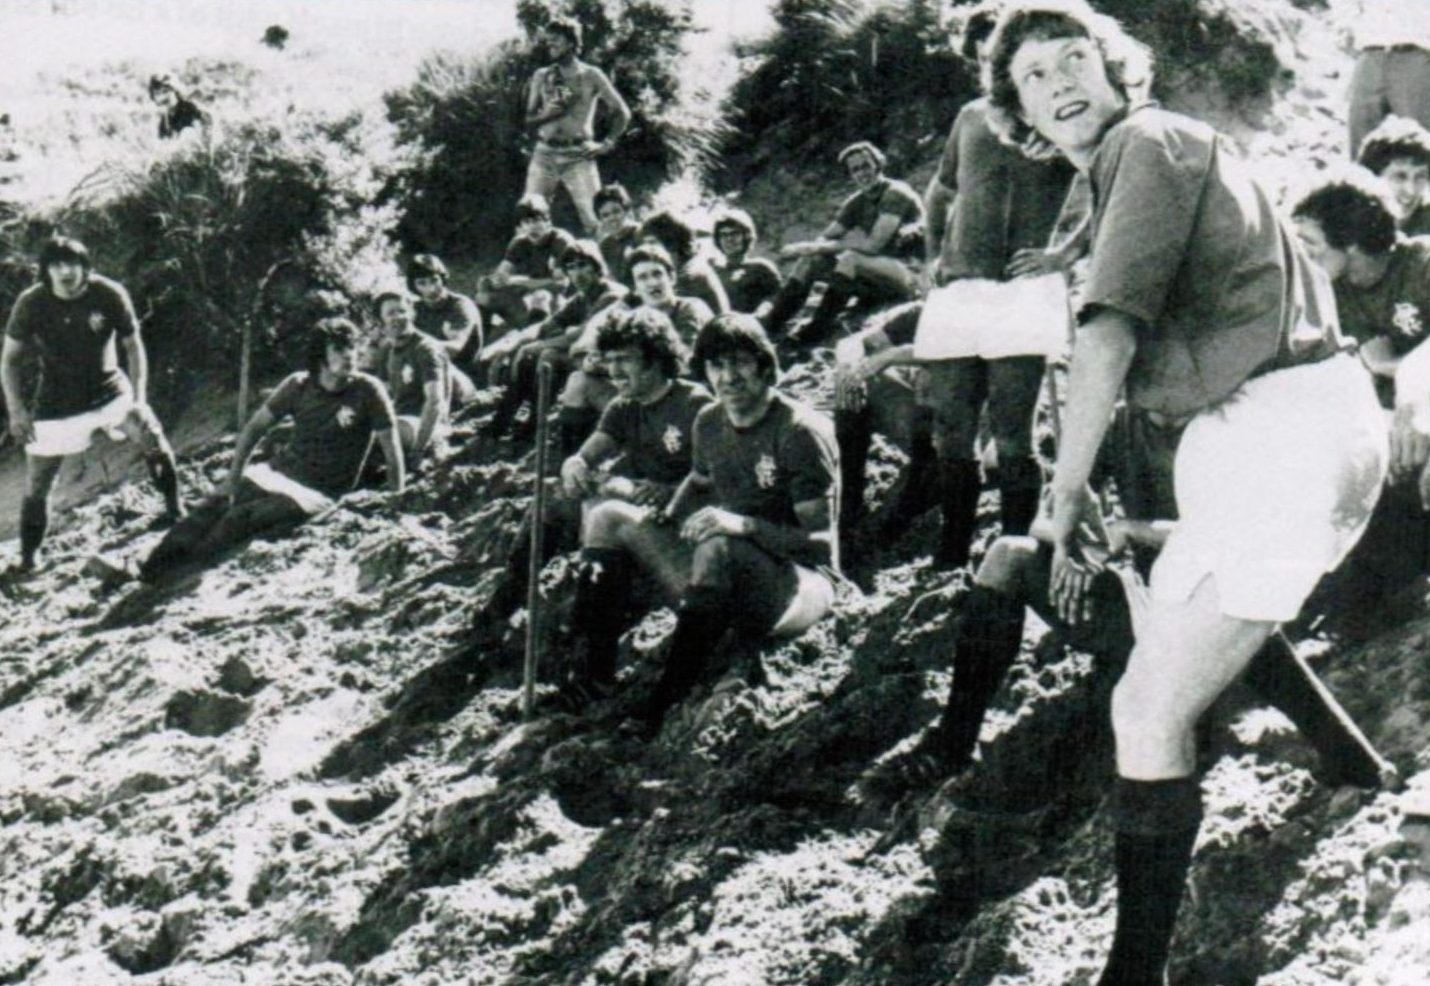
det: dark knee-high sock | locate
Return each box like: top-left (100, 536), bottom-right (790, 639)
top-left (799, 275), bottom-right (853, 344)
top-left (570, 548), bottom-right (633, 687)
top-left (761, 278), bottom-right (810, 335)
top-left (1099, 777), bottom-right (1202, 986)
top-left (1243, 633), bottom-right (1389, 788)
top-left (835, 406), bottom-right (873, 533)
top-left (936, 459), bottom-right (983, 567)
top-left (19, 495), bottom-right (48, 568)
top-left (642, 585), bottom-right (727, 730)
top-left (145, 450), bottom-right (182, 515)
top-left (929, 584), bottom-right (1026, 766)
top-left (998, 455), bottom-right (1043, 537)
top-left (878, 411), bottom-right (938, 536)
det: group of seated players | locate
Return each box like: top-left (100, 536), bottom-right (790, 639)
top-left (8, 3), bottom-right (1430, 982)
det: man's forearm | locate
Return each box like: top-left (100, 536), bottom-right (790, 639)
top-left (124, 340), bottom-right (150, 401)
top-left (1052, 313), bottom-right (1138, 496)
top-left (1, 357), bottom-right (24, 416)
top-left (415, 399), bottom-right (442, 454)
top-left (744, 516), bottom-right (830, 561)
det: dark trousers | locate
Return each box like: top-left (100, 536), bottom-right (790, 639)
top-left (140, 478), bottom-right (313, 582)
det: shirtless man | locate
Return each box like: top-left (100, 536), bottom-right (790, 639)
top-left (525, 17), bottom-right (632, 234)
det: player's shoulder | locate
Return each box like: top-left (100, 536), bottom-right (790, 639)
top-left (11, 282), bottom-right (47, 310)
top-left (350, 370), bottom-right (390, 395)
top-left (1103, 105), bottom-right (1215, 159)
top-left (673, 379), bottom-right (714, 407)
top-left (775, 392), bottom-right (834, 440)
top-left (693, 400), bottom-right (725, 432)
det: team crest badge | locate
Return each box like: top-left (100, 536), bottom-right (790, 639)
top-left (662, 424), bottom-right (681, 454)
top-left (88, 312), bottom-right (106, 333)
top-left (1392, 302), bottom-right (1424, 338)
top-left (336, 406), bottom-right (356, 428)
top-left (755, 453), bottom-right (777, 489)
top-left (401, 364), bottom-right (415, 385)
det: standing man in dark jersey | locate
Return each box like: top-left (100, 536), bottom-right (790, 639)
top-left (987, 4), bottom-right (1387, 982)
top-left (2, 236), bottom-right (184, 576)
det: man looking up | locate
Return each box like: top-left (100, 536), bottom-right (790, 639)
top-left (524, 16), bottom-right (631, 234)
top-left (1357, 115), bottom-right (1430, 236)
top-left (2, 236), bottom-right (184, 575)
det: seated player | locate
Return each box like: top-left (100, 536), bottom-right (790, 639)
top-left (479, 194), bottom-right (577, 337)
top-left (636, 210), bottom-right (729, 315)
top-left (406, 254), bottom-right (481, 396)
top-left (832, 302), bottom-right (937, 540)
top-left (92, 318), bottom-right (403, 585)
top-left (872, 407), bottom-right (1393, 797)
top-left (148, 73), bottom-right (210, 140)
top-left (711, 208), bottom-right (783, 317)
top-left (554, 244), bottom-right (715, 452)
top-left (762, 141), bottom-right (924, 345)
top-left (485, 239), bottom-right (626, 439)
top-left (376, 292), bottom-right (450, 467)
top-left (1357, 115), bottom-right (1430, 236)
top-left (562, 314), bottom-right (839, 738)
top-left (594, 183), bottom-right (640, 282)
top-left (469, 306), bottom-right (711, 653)
top-left (2, 236), bottom-right (185, 576)
top-left (1294, 175), bottom-right (1430, 635)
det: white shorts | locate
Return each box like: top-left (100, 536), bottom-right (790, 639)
top-left (27, 389), bottom-right (135, 458)
top-left (1150, 354), bottom-right (1388, 623)
top-left (914, 273), bottom-right (1070, 361)
top-left (243, 462), bottom-right (334, 516)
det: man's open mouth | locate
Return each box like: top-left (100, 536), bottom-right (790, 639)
top-left (1055, 101), bottom-right (1088, 122)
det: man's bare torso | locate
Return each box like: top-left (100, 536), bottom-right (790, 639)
top-left (534, 60), bottom-right (602, 142)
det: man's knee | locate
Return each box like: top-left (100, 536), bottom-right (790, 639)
top-left (975, 535), bottom-right (1041, 595)
top-left (25, 457), bottom-right (63, 498)
top-left (1110, 657), bottom-right (1196, 750)
top-left (123, 404), bottom-right (167, 453)
top-left (583, 499), bottom-right (645, 547)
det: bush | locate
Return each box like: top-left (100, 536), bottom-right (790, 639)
top-left (384, 0), bottom-right (710, 259)
top-left (31, 108), bottom-right (407, 418)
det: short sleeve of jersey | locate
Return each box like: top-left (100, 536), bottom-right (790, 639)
top-left (1081, 118), bottom-right (1211, 332)
top-left (782, 408), bottom-right (839, 506)
top-left (936, 110), bottom-right (966, 192)
top-left (834, 190), bottom-right (864, 231)
top-left (104, 279), bottom-right (141, 338)
top-left (690, 403), bottom-right (720, 479)
top-left (359, 375), bottom-right (397, 431)
top-left (5, 287), bottom-right (39, 344)
top-left (415, 340), bottom-right (444, 385)
top-left (453, 294), bottom-right (481, 335)
top-left (503, 236), bottom-right (533, 268)
top-left (879, 182), bottom-right (924, 226)
top-left (596, 396), bottom-right (636, 449)
top-left (263, 372), bottom-right (307, 419)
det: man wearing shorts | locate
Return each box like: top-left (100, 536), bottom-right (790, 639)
top-left (98, 319), bottom-right (403, 585)
top-left (524, 17), bottom-right (631, 234)
top-left (469, 307), bottom-right (710, 661)
top-left (564, 314), bottom-right (839, 739)
top-left (762, 142), bottom-right (923, 346)
top-left (377, 292), bottom-right (451, 468)
top-left (989, 4), bottom-right (1387, 982)
top-left (2, 236), bottom-right (184, 575)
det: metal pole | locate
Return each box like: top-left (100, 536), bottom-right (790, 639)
top-left (522, 360), bottom-right (554, 719)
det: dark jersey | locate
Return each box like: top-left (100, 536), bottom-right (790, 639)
top-left (691, 393), bottom-right (840, 571)
top-left (504, 228), bottom-right (578, 280)
top-left (387, 331), bottom-right (450, 416)
top-left (544, 279), bottom-right (625, 338)
top-left (834, 176), bottom-right (924, 257)
top-left (935, 98), bottom-right (1076, 281)
top-left (599, 222), bottom-right (640, 281)
top-left (597, 379), bottom-right (713, 486)
top-left (5, 274), bottom-right (140, 419)
top-left (716, 257), bottom-right (782, 314)
top-left (1403, 203), bottom-right (1430, 238)
top-left (677, 260), bottom-right (730, 315)
top-left (1334, 235), bottom-right (1430, 406)
top-left (413, 291), bottom-right (482, 355)
top-left (264, 371), bottom-right (396, 498)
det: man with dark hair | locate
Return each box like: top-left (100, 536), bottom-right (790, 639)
top-left (636, 211), bottom-right (729, 314)
top-left (594, 183), bottom-right (640, 280)
top-left (986, 3), bottom-right (1387, 983)
top-left (407, 254), bottom-right (482, 365)
top-left (469, 306), bottom-right (710, 656)
top-left (524, 16), bottom-right (631, 234)
top-left (2, 236), bottom-right (184, 576)
top-left (376, 292), bottom-right (450, 466)
top-left (711, 208), bottom-right (783, 317)
top-left (565, 313), bottom-right (840, 738)
top-left (479, 194), bottom-right (577, 339)
top-left (1357, 115), bottom-right (1430, 235)
top-left (92, 319), bottom-right (404, 585)
top-left (554, 243), bottom-right (715, 453)
top-left (486, 238), bottom-right (626, 439)
top-left (1294, 174), bottom-right (1430, 636)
